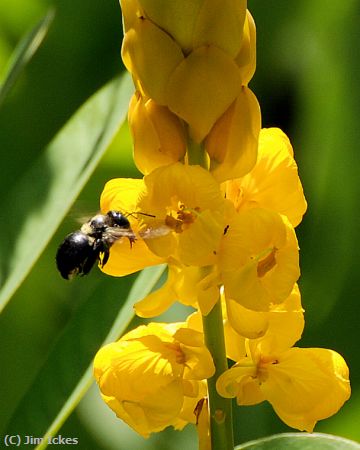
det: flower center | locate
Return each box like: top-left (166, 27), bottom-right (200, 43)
top-left (165, 201), bottom-right (200, 233)
top-left (257, 355), bottom-right (279, 383)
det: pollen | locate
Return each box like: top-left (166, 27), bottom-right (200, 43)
top-left (164, 202), bottom-right (201, 233)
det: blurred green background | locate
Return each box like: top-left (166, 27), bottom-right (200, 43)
top-left (0, 0), bottom-right (359, 448)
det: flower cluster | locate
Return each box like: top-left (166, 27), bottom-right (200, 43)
top-left (93, 0), bottom-right (350, 442)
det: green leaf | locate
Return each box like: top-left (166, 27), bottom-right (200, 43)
top-left (4, 264), bottom-right (166, 450)
top-left (0, 72), bottom-right (133, 313)
top-left (0, 8), bottom-right (55, 107)
top-left (236, 433), bottom-right (360, 450)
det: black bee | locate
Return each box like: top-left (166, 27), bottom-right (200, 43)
top-left (56, 210), bottom-right (137, 280)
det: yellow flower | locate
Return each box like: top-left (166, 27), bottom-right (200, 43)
top-left (216, 338), bottom-right (351, 432)
top-left (138, 163), bottom-right (226, 266)
top-left (224, 128), bottom-right (307, 227)
top-left (94, 322), bottom-right (215, 437)
top-left (128, 92), bottom-right (187, 175)
top-left (219, 208), bottom-right (300, 311)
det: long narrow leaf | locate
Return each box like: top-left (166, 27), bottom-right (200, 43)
top-left (0, 9), bottom-right (55, 107)
top-left (0, 72), bottom-right (133, 312)
top-left (236, 432), bottom-right (360, 450)
top-left (4, 264), bottom-right (165, 449)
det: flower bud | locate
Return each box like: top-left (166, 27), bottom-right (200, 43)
top-left (128, 92), bottom-right (187, 174)
top-left (135, 0), bottom-right (247, 57)
top-left (205, 86), bottom-right (261, 182)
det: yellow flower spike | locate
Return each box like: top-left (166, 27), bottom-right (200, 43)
top-left (165, 45), bottom-right (242, 143)
top-left (137, 0), bottom-right (247, 58)
top-left (216, 335), bottom-right (351, 432)
top-left (99, 178), bottom-right (165, 276)
top-left (121, 15), bottom-right (184, 105)
top-left (225, 128), bottom-right (307, 227)
top-left (235, 10), bottom-right (256, 86)
top-left (138, 163), bottom-right (226, 266)
top-left (206, 86), bottom-right (261, 182)
top-left (94, 321), bottom-right (215, 437)
top-left (219, 208), bottom-right (300, 311)
top-left (226, 283), bottom-right (304, 350)
top-left (128, 92), bottom-right (187, 175)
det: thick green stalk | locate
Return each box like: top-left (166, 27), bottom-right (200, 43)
top-left (202, 299), bottom-right (234, 450)
top-left (187, 139), bottom-right (234, 449)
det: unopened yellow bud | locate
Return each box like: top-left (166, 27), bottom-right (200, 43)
top-left (205, 86), bottom-right (261, 182)
top-left (128, 92), bottom-right (187, 174)
top-left (134, 0), bottom-right (247, 57)
top-left (121, 15), bottom-right (184, 104)
top-left (166, 45), bottom-right (243, 143)
top-left (235, 10), bottom-right (256, 85)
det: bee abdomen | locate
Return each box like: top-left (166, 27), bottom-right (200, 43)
top-left (56, 231), bottom-right (94, 279)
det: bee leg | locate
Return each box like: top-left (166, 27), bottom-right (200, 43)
top-left (101, 247), bottom-right (110, 267)
top-left (81, 247), bottom-right (101, 276)
top-left (128, 235), bottom-right (136, 248)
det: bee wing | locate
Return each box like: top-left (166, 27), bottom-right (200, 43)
top-left (138, 225), bottom-right (171, 239)
top-left (103, 227), bottom-right (136, 242)
top-left (75, 211), bottom-right (99, 225)
top-left (104, 225), bottom-right (170, 243)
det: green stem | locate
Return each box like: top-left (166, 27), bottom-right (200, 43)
top-left (187, 138), bottom-right (208, 168)
top-left (202, 299), bottom-right (234, 450)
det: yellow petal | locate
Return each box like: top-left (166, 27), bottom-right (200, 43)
top-left (137, 0), bottom-right (203, 53)
top-left (259, 284), bottom-right (304, 354)
top-left (216, 363), bottom-right (264, 406)
top-left (220, 208), bottom-right (300, 311)
top-left (120, 0), bottom-right (144, 32)
top-left (175, 328), bottom-right (215, 380)
top-left (102, 380), bottom-right (184, 437)
top-left (138, 0), bottom-right (246, 58)
top-left (122, 16), bottom-right (184, 104)
top-left (206, 87), bottom-right (261, 182)
top-left (192, 0), bottom-right (247, 58)
top-left (166, 46), bottom-right (242, 142)
top-left (226, 298), bottom-right (269, 339)
top-left (128, 93), bottom-right (187, 175)
top-left (99, 178), bottom-right (165, 276)
top-left (235, 10), bottom-right (256, 85)
top-left (134, 266), bottom-right (178, 318)
top-left (262, 347), bottom-right (351, 432)
top-left (178, 209), bottom-right (223, 266)
top-left (223, 317), bottom-right (247, 362)
top-left (100, 177), bottom-right (144, 214)
top-left (226, 128), bottom-right (307, 227)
